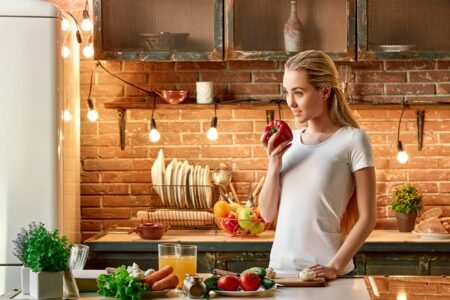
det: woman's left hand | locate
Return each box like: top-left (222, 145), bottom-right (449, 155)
top-left (308, 264), bottom-right (338, 280)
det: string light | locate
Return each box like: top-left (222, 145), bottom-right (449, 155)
top-left (82, 36), bottom-right (94, 58)
top-left (86, 68), bottom-right (99, 122)
top-left (62, 45), bottom-right (71, 57)
top-left (81, 0), bottom-right (93, 32)
top-left (61, 18), bottom-right (70, 31)
top-left (207, 100), bottom-right (218, 141)
top-left (396, 100), bottom-right (409, 164)
top-left (149, 96), bottom-right (160, 142)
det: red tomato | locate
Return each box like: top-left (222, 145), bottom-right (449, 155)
top-left (239, 272), bottom-right (261, 291)
top-left (218, 275), bottom-right (240, 291)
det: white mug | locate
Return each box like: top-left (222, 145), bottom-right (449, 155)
top-left (196, 81), bottom-right (213, 104)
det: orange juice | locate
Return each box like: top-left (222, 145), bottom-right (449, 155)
top-left (174, 255), bottom-right (196, 287)
top-left (158, 255), bottom-right (177, 270)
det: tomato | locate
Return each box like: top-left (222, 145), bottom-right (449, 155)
top-left (263, 120), bottom-right (293, 148)
top-left (217, 275), bottom-right (240, 291)
top-left (239, 272), bottom-right (261, 291)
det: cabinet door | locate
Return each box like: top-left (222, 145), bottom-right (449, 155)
top-left (93, 0), bottom-right (223, 61)
top-left (225, 0), bottom-right (355, 61)
top-left (357, 0), bottom-right (450, 60)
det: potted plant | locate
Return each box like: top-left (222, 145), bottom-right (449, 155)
top-left (391, 183), bottom-right (423, 232)
top-left (22, 223), bottom-right (71, 298)
top-left (12, 222), bottom-right (43, 295)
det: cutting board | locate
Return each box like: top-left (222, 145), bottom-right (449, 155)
top-left (275, 275), bottom-right (327, 287)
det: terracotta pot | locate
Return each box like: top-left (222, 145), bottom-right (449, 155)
top-left (395, 212), bottom-right (417, 232)
top-left (134, 223), bottom-right (170, 240)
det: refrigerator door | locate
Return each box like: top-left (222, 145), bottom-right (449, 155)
top-left (0, 1), bottom-right (80, 294)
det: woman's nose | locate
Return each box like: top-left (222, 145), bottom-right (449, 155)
top-left (286, 94), bottom-right (297, 108)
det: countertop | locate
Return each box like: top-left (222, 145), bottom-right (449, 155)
top-left (6, 278), bottom-right (371, 299)
top-left (85, 229), bottom-right (450, 252)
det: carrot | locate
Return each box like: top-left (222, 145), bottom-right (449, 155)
top-left (142, 265), bottom-right (173, 287)
top-left (151, 274), bottom-right (179, 291)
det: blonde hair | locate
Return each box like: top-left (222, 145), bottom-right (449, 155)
top-left (285, 50), bottom-right (358, 235)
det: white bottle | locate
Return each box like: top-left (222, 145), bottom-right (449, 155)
top-left (284, 0), bottom-right (303, 52)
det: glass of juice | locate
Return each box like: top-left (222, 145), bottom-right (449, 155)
top-left (158, 243), bottom-right (178, 270)
top-left (175, 244), bottom-right (197, 288)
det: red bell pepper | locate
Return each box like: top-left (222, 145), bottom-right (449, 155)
top-left (264, 120), bottom-right (293, 148)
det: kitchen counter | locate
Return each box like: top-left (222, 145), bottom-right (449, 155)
top-left (85, 229), bottom-right (450, 252)
top-left (6, 278), bottom-right (371, 299)
top-left (84, 230), bottom-right (450, 276)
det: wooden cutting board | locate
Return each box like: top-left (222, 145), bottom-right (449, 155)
top-left (275, 275), bottom-right (327, 287)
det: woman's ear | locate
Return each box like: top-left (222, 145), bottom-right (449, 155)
top-left (321, 84), bottom-right (331, 101)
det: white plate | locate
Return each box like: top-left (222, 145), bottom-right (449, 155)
top-left (214, 285), bottom-right (277, 297)
top-left (172, 161), bottom-right (182, 208)
top-left (158, 150), bottom-right (166, 205)
top-left (198, 166), bottom-right (205, 208)
top-left (204, 165), bottom-right (212, 208)
top-left (165, 158), bottom-right (177, 207)
top-left (177, 161), bottom-right (189, 208)
top-left (188, 165), bottom-right (196, 209)
top-left (412, 231), bottom-right (450, 240)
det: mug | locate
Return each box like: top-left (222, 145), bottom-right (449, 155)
top-left (196, 81), bottom-right (213, 104)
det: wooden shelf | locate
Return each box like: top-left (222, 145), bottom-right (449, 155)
top-left (104, 100), bottom-right (450, 111)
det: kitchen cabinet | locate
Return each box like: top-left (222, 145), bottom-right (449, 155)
top-left (357, 0), bottom-right (450, 60)
top-left (225, 0), bottom-right (355, 61)
top-left (93, 0), bottom-right (223, 61)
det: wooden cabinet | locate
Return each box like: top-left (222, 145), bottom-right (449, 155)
top-left (93, 0), bottom-right (223, 61)
top-left (357, 0), bottom-right (450, 60)
top-left (225, 0), bottom-right (355, 61)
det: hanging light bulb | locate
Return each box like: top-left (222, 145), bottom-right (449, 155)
top-left (63, 109), bottom-right (71, 121)
top-left (149, 118), bottom-right (160, 142)
top-left (62, 45), bottom-right (71, 57)
top-left (397, 141), bottom-right (409, 164)
top-left (81, 0), bottom-right (93, 32)
top-left (395, 100), bottom-right (409, 164)
top-left (207, 116), bottom-right (218, 141)
top-left (61, 18), bottom-right (70, 31)
top-left (82, 36), bottom-right (94, 58)
top-left (87, 99), bottom-right (99, 122)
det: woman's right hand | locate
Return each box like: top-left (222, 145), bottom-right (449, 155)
top-left (260, 131), bottom-right (292, 171)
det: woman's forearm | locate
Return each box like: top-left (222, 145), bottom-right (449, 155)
top-left (259, 168), bottom-right (281, 223)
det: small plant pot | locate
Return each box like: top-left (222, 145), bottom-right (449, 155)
top-left (395, 212), bottom-right (417, 232)
top-left (21, 266), bottom-right (30, 295)
top-left (29, 271), bottom-right (63, 299)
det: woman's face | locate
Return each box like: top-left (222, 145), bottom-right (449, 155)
top-left (283, 69), bottom-right (328, 124)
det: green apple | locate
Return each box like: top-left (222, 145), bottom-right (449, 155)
top-left (237, 207), bottom-right (258, 230)
top-left (248, 222), bottom-right (265, 235)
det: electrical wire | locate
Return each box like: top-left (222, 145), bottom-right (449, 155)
top-left (397, 99), bottom-right (407, 143)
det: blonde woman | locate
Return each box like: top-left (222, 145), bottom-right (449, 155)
top-left (259, 50), bottom-right (376, 279)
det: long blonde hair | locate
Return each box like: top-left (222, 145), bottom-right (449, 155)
top-left (285, 50), bottom-right (359, 235)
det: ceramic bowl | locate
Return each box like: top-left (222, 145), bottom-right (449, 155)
top-left (134, 223), bottom-right (170, 240)
top-left (155, 89), bottom-right (189, 104)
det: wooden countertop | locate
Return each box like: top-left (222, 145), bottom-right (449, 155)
top-left (85, 230), bottom-right (450, 252)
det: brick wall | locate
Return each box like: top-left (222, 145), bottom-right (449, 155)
top-left (47, 1), bottom-right (450, 241)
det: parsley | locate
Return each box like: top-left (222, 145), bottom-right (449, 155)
top-left (97, 266), bottom-right (149, 300)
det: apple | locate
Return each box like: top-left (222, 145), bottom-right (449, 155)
top-left (237, 207), bottom-right (258, 230)
top-left (248, 221), bottom-right (265, 235)
top-left (221, 213), bottom-right (239, 235)
top-left (229, 202), bottom-right (241, 213)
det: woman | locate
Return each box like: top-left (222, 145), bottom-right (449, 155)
top-left (259, 50), bottom-right (376, 279)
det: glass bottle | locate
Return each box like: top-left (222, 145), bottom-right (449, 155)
top-left (184, 275), bottom-right (206, 299)
top-left (284, 0), bottom-right (303, 52)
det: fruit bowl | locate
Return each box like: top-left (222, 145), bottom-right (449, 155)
top-left (215, 214), bottom-right (270, 237)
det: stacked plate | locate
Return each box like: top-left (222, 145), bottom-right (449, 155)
top-left (151, 150), bottom-right (213, 209)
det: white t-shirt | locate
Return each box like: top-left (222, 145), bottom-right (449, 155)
top-left (269, 126), bottom-right (374, 275)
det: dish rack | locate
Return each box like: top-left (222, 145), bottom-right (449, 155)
top-left (152, 184), bottom-right (216, 209)
top-left (137, 209), bottom-right (215, 229)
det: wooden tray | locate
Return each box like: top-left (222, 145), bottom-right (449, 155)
top-left (275, 275), bottom-right (327, 287)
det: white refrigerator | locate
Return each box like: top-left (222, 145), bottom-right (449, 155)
top-left (0, 0), bottom-right (80, 294)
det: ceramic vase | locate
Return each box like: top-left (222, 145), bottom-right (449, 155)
top-left (29, 271), bottom-right (63, 299)
top-left (20, 266), bottom-right (30, 295)
top-left (395, 212), bottom-right (417, 232)
top-left (284, 0), bottom-right (303, 52)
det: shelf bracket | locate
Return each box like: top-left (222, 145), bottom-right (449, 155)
top-left (118, 108), bottom-right (126, 150)
top-left (416, 110), bottom-right (425, 151)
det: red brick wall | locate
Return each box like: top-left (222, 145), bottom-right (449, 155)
top-left (47, 1), bottom-right (450, 240)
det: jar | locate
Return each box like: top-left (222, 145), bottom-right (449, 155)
top-left (184, 275), bottom-right (206, 299)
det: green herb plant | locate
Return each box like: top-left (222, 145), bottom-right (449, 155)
top-left (22, 223), bottom-right (71, 272)
top-left (391, 182), bottom-right (423, 215)
top-left (97, 266), bottom-right (149, 300)
top-left (12, 222), bottom-right (43, 266)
